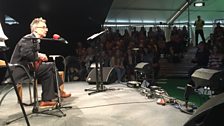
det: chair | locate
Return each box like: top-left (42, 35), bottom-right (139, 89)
top-left (64, 56), bottom-right (80, 82)
top-left (0, 60), bottom-right (33, 106)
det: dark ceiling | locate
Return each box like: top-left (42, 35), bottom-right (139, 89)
top-left (0, 0), bottom-right (113, 56)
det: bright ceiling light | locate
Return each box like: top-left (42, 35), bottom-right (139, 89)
top-left (194, 0), bottom-right (205, 7)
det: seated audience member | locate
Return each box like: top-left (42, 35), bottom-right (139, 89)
top-left (184, 42), bottom-right (210, 101)
top-left (110, 50), bottom-right (125, 83)
top-left (141, 44), bottom-right (160, 80)
top-left (207, 46), bottom-right (224, 70)
top-left (123, 49), bottom-right (135, 81)
top-left (188, 42), bottom-right (210, 86)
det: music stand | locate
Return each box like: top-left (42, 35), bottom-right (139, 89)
top-left (84, 29), bottom-right (115, 95)
top-left (179, 84), bottom-right (195, 115)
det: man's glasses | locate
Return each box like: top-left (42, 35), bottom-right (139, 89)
top-left (36, 26), bottom-right (48, 29)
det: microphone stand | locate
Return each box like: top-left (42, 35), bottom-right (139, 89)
top-left (49, 55), bottom-right (72, 114)
top-left (23, 37), bottom-right (67, 44)
top-left (84, 29), bottom-right (115, 95)
top-left (0, 46), bottom-right (30, 126)
top-left (179, 84), bottom-right (195, 114)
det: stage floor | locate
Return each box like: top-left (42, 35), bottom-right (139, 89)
top-left (0, 81), bottom-right (191, 126)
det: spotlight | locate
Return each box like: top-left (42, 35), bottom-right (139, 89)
top-left (194, 0), bottom-right (205, 7)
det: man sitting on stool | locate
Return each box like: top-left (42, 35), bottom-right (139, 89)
top-left (9, 17), bottom-right (71, 107)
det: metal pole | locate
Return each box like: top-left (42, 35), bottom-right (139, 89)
top-left (3, 51), bottom-right (30, 126)
top-left (187, 0), bottom-right (191, 45)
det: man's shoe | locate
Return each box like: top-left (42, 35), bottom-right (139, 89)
top-left (39, 101), bottom-right (57, 108)
top-left (60, 91), bottom-right (71, 98)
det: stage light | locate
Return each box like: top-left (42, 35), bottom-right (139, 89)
top-left (194, 0), bottom-right (205, 7)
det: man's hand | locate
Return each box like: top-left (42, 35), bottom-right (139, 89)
top-left (38, 53), bottom-right (48, 61)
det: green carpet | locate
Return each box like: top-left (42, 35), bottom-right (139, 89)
top-left (157, 78), bottom-right (209, 107)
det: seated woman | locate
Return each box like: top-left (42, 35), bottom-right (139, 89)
top-left (207, 46), bottom-right (224, 70)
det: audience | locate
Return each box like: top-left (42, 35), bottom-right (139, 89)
top-left (65, 24), bottom-right (224, 84)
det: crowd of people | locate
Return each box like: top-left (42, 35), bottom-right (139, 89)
top-left (66, 24), bottom-right (190, 83)
top-left (66, 17), bottom-right (224, 86)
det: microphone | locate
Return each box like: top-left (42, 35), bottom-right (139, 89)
top-left (53, 34), bottom-right (68, 44)
top-left (87, 28), bottom-right (108, 40)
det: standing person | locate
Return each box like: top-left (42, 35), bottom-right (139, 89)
top-left (194, 15), bottom-right (206, 46)
top-left (10, 17), bottom-right (71, 107)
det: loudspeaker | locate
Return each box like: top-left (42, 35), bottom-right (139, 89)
top-left (86, 67), bottom-right (117, 84)
top-left (191, 68), bottom-right (224, 91)
top-left (184, 92), bottom-right (224, 126)
top-left (135, 62), bottom-right (152, 73)
top-left (135, 62), bottom-right (154, 81)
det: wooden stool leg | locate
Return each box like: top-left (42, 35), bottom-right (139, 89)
top-left (17, 83), bottom-right (22, 103)
top-left (28, 82), bottom-right (33, 104)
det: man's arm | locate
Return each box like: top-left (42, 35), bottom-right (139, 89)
top-left (19, 39), bottom-right (39, 62)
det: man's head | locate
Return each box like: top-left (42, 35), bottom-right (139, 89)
top-left (197, 15), bottom-right (201, 19)
top-left (30, 17), bottom-right (48, 38)
top-left (197, 41), bottom-right (206, 51)
top-left (217, 22), bottom-right (221, 27)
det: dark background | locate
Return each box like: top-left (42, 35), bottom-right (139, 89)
top-left (0, 0), bottom-right (113, 82)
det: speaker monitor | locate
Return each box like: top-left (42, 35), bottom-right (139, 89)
top-left (135, 62), bottom-right (152, 72)
top-left (86, 67), bottom-right (117, 84)
top-left (184, 92), bottom-right (224, 126)
top-left (191, 68), bottom-right (223, 91)
top-left (135, 62), bottom-right (154, 81)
